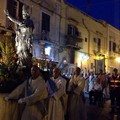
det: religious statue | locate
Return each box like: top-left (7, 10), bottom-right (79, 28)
top-left (4, 5), bottom-right (34, 68)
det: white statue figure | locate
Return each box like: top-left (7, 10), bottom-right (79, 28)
top-left (4, 5), bottom-right (34, 67)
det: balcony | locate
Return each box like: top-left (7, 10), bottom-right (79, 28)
top-left (65, 34), bottom-right (82, 50)
top-left (40, 30), bottom-right (53, 45)
top-left (114, 48), bottom-right (120, 54)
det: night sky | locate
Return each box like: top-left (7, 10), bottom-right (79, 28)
top-left (65, 0), bottom-right (120, 30)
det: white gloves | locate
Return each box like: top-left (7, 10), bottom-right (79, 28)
top-left (4, 96), bottom-right (10, 101)
top-left (18, 98), bottom-right (25, 104)
top-left (4, 96), bottom-right (25, 104)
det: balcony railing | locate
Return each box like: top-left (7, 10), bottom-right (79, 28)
top-left (39, 30), bottom-right (54, 47)
top-left (65, 34), bottom-right (82, 50)
top-left (40, 30), bottom-right (51, 42)
top-left (65, 34), bottom-right (82, 42)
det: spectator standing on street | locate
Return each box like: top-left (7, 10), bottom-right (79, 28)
top-left (88, 72), bottom-right (96, 104)
top-left (109, 68), bottom-right (120, 114)
top-left (97, 69), bottom-right (108, 92)
top-left (93, 78), bottom-right (103, 105)
top-left (84, 70), bottom-right (90, 93)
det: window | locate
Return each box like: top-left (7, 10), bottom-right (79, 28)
top-left (85, 38), bottom-right (87, 42)
top-left (109, 41), bottom-right (116, 52)
top-left (42, 12), bottom-right (50, 32)
top-left (113, 42), bottom-right (116, 52)
top-left (18, 2), bottom-right (24, 21)
top-left (7, 0), bottom-right (17, 30)
top-left (98, 38), bottom-right (101, 51)
top-left (7, 0), bottom-right (17, 18)
top-left (93, 38), bottom-right (96, 42)
top-left (98, 38), bottom-right (101, 46)
top-left (57, 0), bottom-right (61, 2)
top-left (109, 41), bottom-right (112, 51)
top-left (67, 24), bottom-right (79, 36)
top-left (93, 38), bottom-right (101, 51)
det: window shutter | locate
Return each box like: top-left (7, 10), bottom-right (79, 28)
top-left (42, 12), bottom-right (50, 32)
top-left (113, 42), bottom-right (116, 52)
top-left (7, 0), bottom-right (17, 18)
top-left (98, 38), bottom-right (101, 46)
top-left (68, 24), bottom-right (72, 35)
top-left (109, 41), bottom-right (112, 51)
top-left (18, 2), bottom-right (23, 21)
top-left (7, 0), bottom-right (17, 30)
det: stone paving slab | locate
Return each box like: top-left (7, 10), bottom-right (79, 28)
top-left (86, 98), bottom-right (119, 120)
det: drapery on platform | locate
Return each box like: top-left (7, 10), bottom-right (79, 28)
top-left (0, 94), bottom-right (24, 120)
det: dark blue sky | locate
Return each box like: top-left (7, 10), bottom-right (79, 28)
top-left (65, 0), bottom-right (120, 30)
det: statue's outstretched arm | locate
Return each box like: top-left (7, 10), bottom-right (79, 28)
top-left (4, 10), bottom-right (22, 26)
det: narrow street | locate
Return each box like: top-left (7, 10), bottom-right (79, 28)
top-left (86, 97), bottom-right (119, 120)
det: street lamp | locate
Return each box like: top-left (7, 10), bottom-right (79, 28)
top-left (81, 54), bottom-right (89, 69)
top-left (45, 46), bottom-right (51, 56)
top-left (115, 57), bottom-right (120, 63)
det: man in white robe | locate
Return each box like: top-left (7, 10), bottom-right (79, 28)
top-left (67, 67), bottom-right (87, 120)
top-left (5, 65), bottom-right (48, 120)
top-left (46, 68), bottom-right (67, 120)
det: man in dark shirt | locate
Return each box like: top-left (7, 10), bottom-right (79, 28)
top-left (109, 68), bottom-right (120, 114)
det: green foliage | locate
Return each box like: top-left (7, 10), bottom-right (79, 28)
top-left (0, 33), bottom-right (17, 82)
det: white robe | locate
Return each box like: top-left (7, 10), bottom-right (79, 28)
top-left (7, 75), bottom-right (48, 120)
top-left (46, 76), bottom-right (67, 120)
top-left (67, 75), bottom-right (87, 120)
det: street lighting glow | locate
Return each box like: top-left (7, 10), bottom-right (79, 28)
top-left (82, 55), bottom-right (89, 61)
top-left (115, 57), bottom-right (120, 62)
top-left (45, 47), bottom-right (51, 55)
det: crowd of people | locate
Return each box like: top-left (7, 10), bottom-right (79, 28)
top-left (85, 69), bottom-right (109, 106)
top-left (83, 68), bottom-right (120, 115)
top-left (3, 3), bottom-right (120, 120)
top-left (4, 64), bottom-right (120, 120)
top-left (4, 65), bottom-right (87, 120)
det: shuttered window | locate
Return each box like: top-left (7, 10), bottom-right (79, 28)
top-left (67, 24), bottom-right (79, 36)
top-left (42, 12), bottom-right (50, 32)
top-left (7, 0), bottom-right (17, 18)
top-left (113, 42), bottom-right (116, 52)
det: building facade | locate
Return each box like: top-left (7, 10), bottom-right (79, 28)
top-left (0, 0), bottom-right (61, 62)
top-left (20, 0), bottom-right (62, 62)
top-left (0, 0), bottom-right (120, 73)
top-left (60, 0), bottom-right (107, 74)
top-left (107, 24), bottom-right (120, 73)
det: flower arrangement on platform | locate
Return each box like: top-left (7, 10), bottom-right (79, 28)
top-left (0, 33), bottom-right (18, 93)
